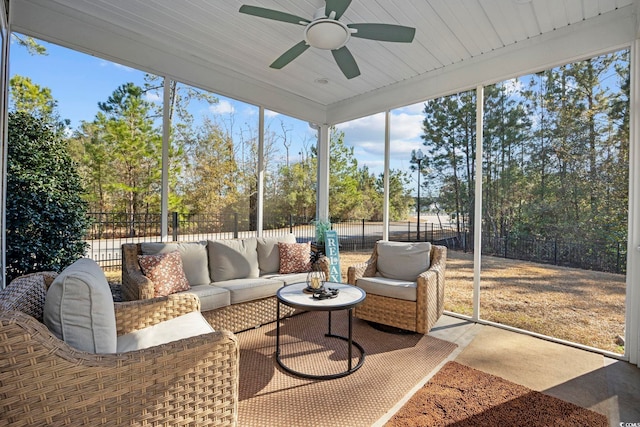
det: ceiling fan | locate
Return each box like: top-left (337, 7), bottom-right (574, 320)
top-left (239, 0), bottom-right (416, 79)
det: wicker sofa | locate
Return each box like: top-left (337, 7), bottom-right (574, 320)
top-left (122, 235), bottom-right (328, 333)
top-left (347, 241), bottom-right (447, 334)
top-left (0, 269), bottom-right (239, 426)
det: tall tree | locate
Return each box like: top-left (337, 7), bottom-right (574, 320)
top-left (73, 83), bottom-right (164, 235)
top-left (421, 90), bottom-right (476, 237)
top-left (326, 128), bottom-right (362, 220)
top-left (181, 118), bottom-right (239, 217)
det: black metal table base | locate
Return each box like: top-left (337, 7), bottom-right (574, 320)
top-left (275, 304), bottom-right (365, 380)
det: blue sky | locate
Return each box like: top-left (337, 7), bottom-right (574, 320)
top-left (10, 35), bottom-right (427, 188)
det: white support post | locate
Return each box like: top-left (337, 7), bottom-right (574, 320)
top-left (0, 8), bottom-right (9, 289)
top-left (316, 124), bottom-right (330, 222)
top-left (256, 107), bottom-right (265, 237)
top-left (161, 77), bottom-right (171, 242)
top-left (626, 39), bottom-right (640, 366)
top-left (473, 85), bottom-right (484, 322)
top-left (383, 111), bottom-right (391, 241)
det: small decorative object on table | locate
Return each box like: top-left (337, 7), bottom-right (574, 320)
top-left (305, 251), bottom-right (326, 293)
top-left (312, 287), bottom-right (340, 300)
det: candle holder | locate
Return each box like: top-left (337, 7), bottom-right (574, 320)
top-left (305, 251), bottom-right (326, 292)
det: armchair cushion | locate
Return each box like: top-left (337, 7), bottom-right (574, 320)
top-left (356, 276), bottom-right (417, 301)
top-left (117, 311), bottom-right (214, 352)
top-left (43, 258), bottom-right (117, 353)
top-left (208, 238), bottom-right (259, 281)
top-left (377, 241), bottom-right (431, 281)
top-left (141, 241), bottom-right (210, 286)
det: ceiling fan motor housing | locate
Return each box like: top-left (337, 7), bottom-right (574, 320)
top-left (304, 19), bottom-right (353, 50)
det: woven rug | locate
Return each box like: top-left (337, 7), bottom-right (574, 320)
top-left (386, 361), bottom-right (608, 426)
top-left (237, 311), bottom-right (457, 427)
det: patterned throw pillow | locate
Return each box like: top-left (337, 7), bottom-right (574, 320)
top-left (138, 251), bottom-right (190, 297)
top-left (278, 242), bottom-right (312, 274)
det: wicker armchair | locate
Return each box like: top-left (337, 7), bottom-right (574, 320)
top-left (347, 242), bottom-right (447, 334)
top-left (0, 272), bottom-right (239, 426)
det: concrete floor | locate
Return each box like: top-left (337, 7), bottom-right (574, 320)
top-left (420, 315), bottom-right (640, 427)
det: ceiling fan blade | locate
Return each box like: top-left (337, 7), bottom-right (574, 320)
top-left (239, 5), bottom-right (309, 25)
top-left (270, 41), bottom-right (310, 69)
top-left (325, 0), bottom-right (352, 20)
top-left (348, 23), bottom-right (416, 43)
top-left (332, 46), bottom-right (360, 79)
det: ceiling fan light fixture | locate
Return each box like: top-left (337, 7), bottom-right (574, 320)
top-left (304, 19), bottom-right (350, 50)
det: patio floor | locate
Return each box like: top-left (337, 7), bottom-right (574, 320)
top-left (374, 314), bottom-right (640, 426)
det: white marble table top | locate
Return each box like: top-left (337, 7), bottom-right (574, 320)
top-left (277, 282), bottom-right (366, 311)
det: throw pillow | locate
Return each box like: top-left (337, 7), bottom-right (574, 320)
top-left (43, 258), bottom-right (117, 353)
top-left (256, 234), bottom-right (297, 275)
top-left (278, 242), bottom-right (312, 274)
top-left (141, 241), bottom-right (210, 286)
top-left (138, 251), bottom-right (191, 297)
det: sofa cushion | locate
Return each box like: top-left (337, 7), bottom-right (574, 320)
top-left (376, 241), bottom-right (431, 281)
top-left (179, 284), bottom-right (230, 312)
top-left (213, 278), bottom-right (283, 304)
top-left (43, 258), bottom-right (117, 353)
top-left (261, 272), bottom-right (310, 286)
top-left (278, 242), bottom-right (312, 274)
top-left (208, 238), bottom-right (259, 282)
top-left (256, 234), bottom-right (297, 275)
top-left (116, 311), bottom-right (214, 353)
top-left (141, 241), bottom-right (210, 286)
top-left (356, 276), bottom-right (417, 301)
top-left (138, 251), bottom-right (191, 297)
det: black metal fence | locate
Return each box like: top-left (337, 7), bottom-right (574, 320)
top-left (481, 233), bottom-right (627, 274)
top-left (84, 212), bottom-right (626, 274)
top-left (84, 212), bottom-right (465, 270)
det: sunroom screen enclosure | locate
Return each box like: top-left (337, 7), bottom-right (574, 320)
top-left (2, 0), bottom-right (639, 366)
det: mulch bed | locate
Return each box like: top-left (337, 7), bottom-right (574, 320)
top-left (386, 361), bottom-right (608, 427)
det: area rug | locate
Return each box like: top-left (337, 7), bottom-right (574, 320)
top-left (385, 361), bottom-right (608, 427)
top-left (236, 311), bottom-right (457, 427)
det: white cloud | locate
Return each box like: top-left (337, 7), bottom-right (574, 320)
top-left (393, 101), bottom-right (425, 115)
top-left (337, 110), bottom-right (423, 154)
top-left (209, 99), bottom-right (235, 115)
top-left (145, 92), bottom-right (161, 102)
top-left (335, 108), bottom-right (426, 176)
top-left (99, 60), bottom-right (135, 72)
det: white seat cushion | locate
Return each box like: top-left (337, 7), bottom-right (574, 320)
top-left (213, 278), bottom-right (283, 304)
top-left (376, 241), bottom-right (431, 281)
top-left (116, 311), bottom-right (214, 353)
top-left (356, 276), bottom-right (417, 301)
top-left (179, 284), bottom-right (230, 311)
top-left (261, 272), bottom-right (310, 286)
top-left (44, 258), bottom-right (117, 353)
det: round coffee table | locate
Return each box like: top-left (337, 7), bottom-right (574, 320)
top-left (276, 282), bottom-right (366, 380)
